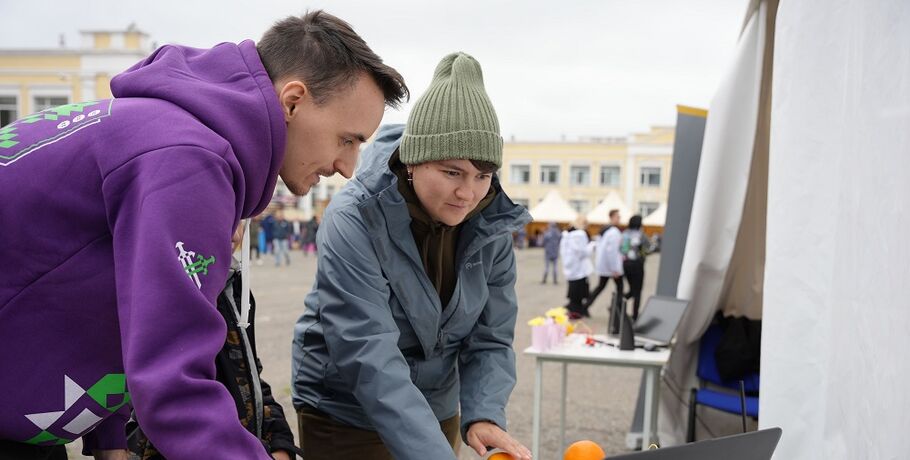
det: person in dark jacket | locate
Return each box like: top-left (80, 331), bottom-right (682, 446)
top-left (128, 227), bottom-right (301, 460)
top-left (621, 214), bottom-right (651, 320)
top-left (291, 53), bottom-right (532, 460)
top-left (301, 216), bottom-right (319, 256)
top-left (541, 222), bottom-right (561, 284)
top-left (271, 210), bottom-right (292, 266)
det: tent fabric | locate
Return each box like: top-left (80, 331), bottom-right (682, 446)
top-left (658, 0), bottom-right (773, 445)
top-left (586, 191), bottom-right (632, 225)
top-left (641, 202), bottom-right (667, 227)
top-left (717, 0), bottom-right (776, 324)
top-left (761, 1), bottom-right (910, 459)
top-left (528, 190), bottom-right (578, 223)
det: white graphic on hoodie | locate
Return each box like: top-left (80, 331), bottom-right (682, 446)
top-left (175, 241), bottom-right (215, 289)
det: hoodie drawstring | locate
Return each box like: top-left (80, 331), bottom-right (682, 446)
top-left (239, 219), bottom-right (251, 329)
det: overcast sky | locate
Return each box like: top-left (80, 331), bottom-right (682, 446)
top-left (1, 0), bottom-right (749, 140)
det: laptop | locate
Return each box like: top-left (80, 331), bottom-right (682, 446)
top-left (605, 427), bottom-right (782, 460)
top-left (606, 295), bottom-right (688, 347)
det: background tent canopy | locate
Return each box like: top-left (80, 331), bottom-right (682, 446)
top-left (529, 190), bottom-right (579, 223)
top-left (642, 202), bottom-right (667, 227)
top-left (586, 191), bottom-right (633, 225)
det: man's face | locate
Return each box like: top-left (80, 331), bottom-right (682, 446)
top-left (610, 212), bottom-right (621, 226)
top-left (410, 159), bottom-right (493, 226)
top-left (277, 72), bottom-right (385, 195)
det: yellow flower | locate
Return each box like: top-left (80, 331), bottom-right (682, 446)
top-left (545, 307), bottom-right (568, 318)
top-left (528, 317), bottom-right (546, 327)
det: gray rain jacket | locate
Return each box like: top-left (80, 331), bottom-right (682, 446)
top-left (291, 124), bottom-right (530, 459)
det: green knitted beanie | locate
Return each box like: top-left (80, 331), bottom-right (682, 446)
top-left (399, 52), bottom-right (503, 168)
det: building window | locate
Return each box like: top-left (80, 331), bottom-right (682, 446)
top-left (513, 198), bottom-right (529, 209)
top-left (540, 165), bottom-right (560, 185)
top-left (33, 96), bottom-right (69, 113)
top-left (0, 96), bottom-right (17, 127)
top-left (639, 201), bottom-right (660, 217)
top-left (570, 165), bottom-right (590, 186)
top-left (510, 164), bottom-right (530, 185)
top-left (639, 167), bottom-right (662, 187)
top-left (600, 165), bottom-right (621, 186)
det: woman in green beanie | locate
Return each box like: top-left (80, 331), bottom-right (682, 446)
top-left (291, 52), bottom-right (533, 460)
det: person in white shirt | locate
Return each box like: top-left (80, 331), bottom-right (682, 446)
top-left (586, 209), bottom-right (624, 313)
top-left (560, 216), bottom-right (594, 319)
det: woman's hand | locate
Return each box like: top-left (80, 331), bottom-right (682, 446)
top-left (465, 421), bottom-right (532, 460)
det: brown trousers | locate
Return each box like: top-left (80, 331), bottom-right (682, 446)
top-left (297, 406), bottom-right (461, 460)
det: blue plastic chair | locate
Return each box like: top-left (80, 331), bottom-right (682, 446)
top-left (687, 322), bottom-right (760, 442)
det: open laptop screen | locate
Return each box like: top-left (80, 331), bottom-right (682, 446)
top-left (633, 296), bottom-right (688, 345)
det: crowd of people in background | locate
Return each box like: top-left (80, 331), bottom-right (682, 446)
top-left (249, 207), bottom-right (320, 267)
top-left (513, 209), bottom-right (659, 321)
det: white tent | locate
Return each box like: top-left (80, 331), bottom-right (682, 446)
top-left (762, 1), bottom-right (910, 458)
top-left (528, 190), bottom-right (578, 223)
top-left (656, 1), bottom-right (909, 457)
top-left (659, 0), bottom-right (774, 445)
top-left (642, 202), bottom-right (667, 227)
top-left (586, 191), bottom-right (632, 225)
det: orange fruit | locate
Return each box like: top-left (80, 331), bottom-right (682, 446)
top-left (563, 440), bottom-right (606, 460)
top-left (488, 453), bottom-right (515, 460)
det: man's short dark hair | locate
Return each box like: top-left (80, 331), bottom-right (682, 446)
top-left (258, 10), bottom-right (409, 107)
top-left (608, 209), bottom-right (619, 218)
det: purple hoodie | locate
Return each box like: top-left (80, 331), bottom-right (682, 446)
top-left (0, 40), bottom-right (284, 458)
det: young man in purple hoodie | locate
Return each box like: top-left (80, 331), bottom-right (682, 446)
top-left (0, 10), bottom-right (407, 460)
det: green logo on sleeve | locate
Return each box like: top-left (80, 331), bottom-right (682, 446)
top-left (176, 241), bottom-right (216, 289)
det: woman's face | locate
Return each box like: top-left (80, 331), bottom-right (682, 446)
top-left (409, 159), bottom-right (494, 226)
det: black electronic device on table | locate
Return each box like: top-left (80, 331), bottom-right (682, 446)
top-left (604, 427), bottom-right (782, 460)
top-left (607, 295), bottom-right (689, 348)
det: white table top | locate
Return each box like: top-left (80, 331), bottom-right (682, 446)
top-left (523, 333), bottom-right (671, 367)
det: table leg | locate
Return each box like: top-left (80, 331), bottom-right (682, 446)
top-left (650, 367), bottom-right (661, 445)
top-left (533, 358), bottom-right (542, 459)
top-left (560, 362), bottom-right (567, 452)
top-left (642, 367), bottom-right (655, 449)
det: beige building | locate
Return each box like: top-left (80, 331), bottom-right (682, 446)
top-left (501, 126), bottom-right (675, 220)
top-left (0, 25), bottom-right (152, 127)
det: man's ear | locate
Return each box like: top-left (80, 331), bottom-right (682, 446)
top-left (277, 80), bottom-right (308, 121)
